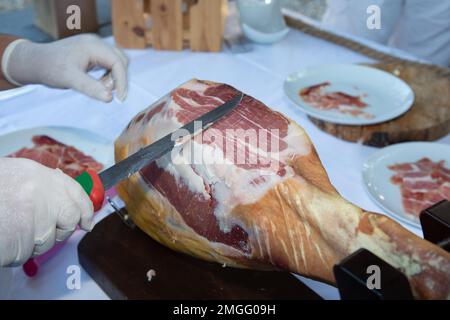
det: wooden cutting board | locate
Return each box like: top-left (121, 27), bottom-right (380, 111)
top-left (78, 213), bottom-right (322, 300)
top-left (309, 63), bottom-right (450, 147)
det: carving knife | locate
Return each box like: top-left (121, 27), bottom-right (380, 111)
top-left (75, 92), bottom-right (243, 211)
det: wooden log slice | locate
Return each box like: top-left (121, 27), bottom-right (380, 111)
top-left (309, 63), bottom-right (450, 147)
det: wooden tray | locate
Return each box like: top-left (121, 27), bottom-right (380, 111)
top-left (78, 213), bottom-right (322, 300)
top-left (308, 63), bottom-right (450, 147)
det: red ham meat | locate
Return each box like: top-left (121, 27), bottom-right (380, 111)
top-left (8, 135), bottom-right (103, 178)
top-left (299, 82), bottom-right (373, 119)
top-left (389, 157), bottom-right (450, 217)
top-left (116, 79), bottom-right (450, 299)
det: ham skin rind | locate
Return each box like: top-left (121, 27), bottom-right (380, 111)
top-left (115, 79), bottom-right (450, 299)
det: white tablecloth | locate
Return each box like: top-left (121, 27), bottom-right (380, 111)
top-left (0, 27), bottom-right (448, 300)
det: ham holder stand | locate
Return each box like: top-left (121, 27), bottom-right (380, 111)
top-left (335, 199), bottom-right (450, 299)
top-left (78, 199), bottom-right (450, 300)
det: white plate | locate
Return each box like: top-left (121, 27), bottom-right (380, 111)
top-left (0, 126), bottom-right (114, 169)
top-left (284, 64), bottom-right (414, 125)
top-left (362, 142), bottom-right (450, 228)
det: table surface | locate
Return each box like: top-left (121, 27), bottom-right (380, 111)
top-left (0, 26), bottom-right (448, 300)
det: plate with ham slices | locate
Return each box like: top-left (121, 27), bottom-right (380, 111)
top-left (363, 142), bottom-right (450, 228)
top-left (0, 126), bottom-right (113, 179)
top-left (284, 64), bottom-right (414, 125)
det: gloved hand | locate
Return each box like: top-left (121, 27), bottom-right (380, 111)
top-left (1, 34), bottom-right (128, 102)
top-left (0, 158), bottom-right (94, 267)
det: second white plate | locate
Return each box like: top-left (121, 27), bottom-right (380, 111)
top-left (362, 142), bottom-right (450, 228)
top-left (284, 64), bottom-right (414, 125)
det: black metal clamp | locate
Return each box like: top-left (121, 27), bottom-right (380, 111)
top-left (334, 200), bottom-right (450, 300)
top-left (106, 196), bottom-right (136, 229)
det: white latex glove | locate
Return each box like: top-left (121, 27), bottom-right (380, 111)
top-left (0, 158), bottom-right (94, 267)
top-left (1, 34), bottom-right (128, 102)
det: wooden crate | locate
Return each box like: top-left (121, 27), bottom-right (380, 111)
top-left (33, 0), bottom-right (98, 39)
top-left (112, 0), bottom-right (227, 52)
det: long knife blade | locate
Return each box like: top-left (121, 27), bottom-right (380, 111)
top-left (99, 92), bottom-right (243, 190)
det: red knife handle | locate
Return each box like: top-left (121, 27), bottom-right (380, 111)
top-left (75, 170), bottom-right (105, 211)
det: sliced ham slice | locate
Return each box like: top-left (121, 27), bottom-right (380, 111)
top-left (8, 135), bottom-right (103, 178)
top-left (299, 82), bottom-right (373, 119)
top-left (116, 79), bottom-right (450, 300)
top-left (389, 157), bottom-right (450, 218)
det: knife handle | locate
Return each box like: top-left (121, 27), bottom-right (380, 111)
top-left (75, 170), bottom-right (105, 211)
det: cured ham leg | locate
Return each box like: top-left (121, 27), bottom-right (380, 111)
top-left (115, 80), bottom-right (450, 299)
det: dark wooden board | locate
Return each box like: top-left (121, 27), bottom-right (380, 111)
top-left (309, 63), bottom-right (450, 147)
top-left (78, 213), bottom-right (322, 300)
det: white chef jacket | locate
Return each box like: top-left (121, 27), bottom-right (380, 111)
top-left (322, 0), bottom-right (450, 66)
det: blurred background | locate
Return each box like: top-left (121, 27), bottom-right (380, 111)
top-left (0, 0), bottom-right (448, 66)
top-left (0, 0), bottom-right (325, 42)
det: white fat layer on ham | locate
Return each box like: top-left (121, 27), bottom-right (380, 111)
top-left (134, 175), bottom-right (252, 259)
top-left (146, 100), bottom-right (183, 140)
top-left (156, 122), bottom-right (310, 232)
top-left (123, 80), bottom-right (312, 233)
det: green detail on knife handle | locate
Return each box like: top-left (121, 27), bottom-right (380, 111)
top-left (75, 171), bottom-right (93, 194)
top-left (75, 170), bottom-right (105, 212)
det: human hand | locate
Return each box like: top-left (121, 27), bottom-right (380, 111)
top-left (1, 34), bottom-right (128, 102)
top-left (0, 158), bottom-right (94, 267)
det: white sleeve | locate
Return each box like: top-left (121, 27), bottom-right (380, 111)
top-left (1, 39), bottom-right (29, 86)
top-left (390, 0), bottom-right (450, 66)
top-left (322, 0), bottom-right (403, 45)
